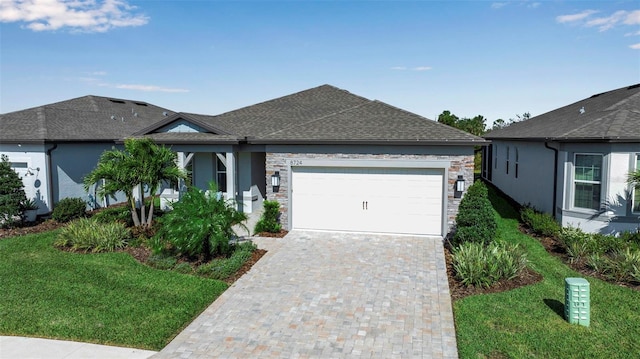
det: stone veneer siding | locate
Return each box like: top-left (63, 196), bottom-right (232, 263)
top-left (265, 152), bottom-right (474, 235)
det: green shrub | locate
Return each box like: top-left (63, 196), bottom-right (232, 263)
top-left (151, 182), bottom-right (248, 261)
top-left (146, 254), bottom-right (177, 270)
top-left (620, 230), bottom-right (640, 250)
top-left (588, 248), bottom-right (640, 283)
top-left (465, 179), bottom-right (489, 198)
top-left (557, 226), bottom-right (593, 262)
top-left (520, 206), bottom-right (561, 237)
top-left (93, 205), bottom-right (133, 226)
top-left (557, 226), bottom-right (624, 261)
top-left (254, 200), bottom-right (282, 234)
top-left (195, 241), bottom-right (256, 280)
top-left (54, 218), bottom-right (129, 252)
top-left (52, 197), bottom-right (87, 223)
top-left (173, 262), bottom-right (194, 274)
top-left (453, 181), bottom-right (497, 246)
top-left (0, 154), bottom-right (27, 228)
top-left (452, 241), bottom-right (528, 288)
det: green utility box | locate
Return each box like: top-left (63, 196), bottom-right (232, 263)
top-left (565, 278), bottom-right (590, 327)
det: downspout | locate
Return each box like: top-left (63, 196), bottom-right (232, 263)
top-left (544, 142), bottom-right (558, 218)
top-left (46, 143), bottom-right (58, 214)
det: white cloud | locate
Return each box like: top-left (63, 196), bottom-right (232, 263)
top-left (556, 10), bottom-right (599, 24)
top-left (527, 2), bottom-right (540, 9)
top-left (491, 2), bottom-right (508, 9)
top-left (557, 9), bottom-right (640, 32)
top-left (413, 66), bottom-right (432, 71)
top-left (0, 0), bottom-right (149, 32)
top-left (391, 66), bottom-right (407, 70)
top-left (586, 10), bottom-right (628, 31)
top-left (623, 9), bottom-right (640, 25)
top-left (557, 8), bottom-right (640, 49)
top-left (114, 84), bottom-right (189, 93)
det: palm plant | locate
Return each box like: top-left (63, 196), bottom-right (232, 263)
top-left (151, 182), bottom-right (248, 261)
top-left (84, 138), bottom-right (185, 228)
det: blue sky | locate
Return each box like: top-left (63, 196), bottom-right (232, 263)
top-left (1, 1), bottom-right (638, 126)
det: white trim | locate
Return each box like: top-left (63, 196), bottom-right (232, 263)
top-left (572, 153), bottom-right (603, 211)
top-left (633, 153), bottom-right (640, 214)
top-left (286, 158), bottom-right (450, 236)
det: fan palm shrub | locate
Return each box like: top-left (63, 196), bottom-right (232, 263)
top-left (151, 182), bottom-right (247, 261)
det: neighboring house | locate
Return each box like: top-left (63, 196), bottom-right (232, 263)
top-left (1, 85), bottom-right (485, 236)
top-left (483, 84), bottom-right (640, 234)
top-left (0, 96), bottom-right (176, 214)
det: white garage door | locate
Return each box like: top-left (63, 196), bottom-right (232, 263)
top-left (291, 167), bottom-right (444, 235)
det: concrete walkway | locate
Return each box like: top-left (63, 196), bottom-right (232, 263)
top-left (153, 231), bottom-right (458, 358)
top-left (0, 336), bottom-right (156, 359)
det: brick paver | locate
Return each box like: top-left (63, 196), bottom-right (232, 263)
top-left (152, 231), bottom-right (458, 358)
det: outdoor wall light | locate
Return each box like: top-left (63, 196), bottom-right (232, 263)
top-left (25, 167), bottom-right (40, 177)
top-left (454, 175), bottom-right (465, 198)
top-left (271, 171), bottom-right (280, 191)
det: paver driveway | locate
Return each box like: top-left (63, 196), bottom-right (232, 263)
top-left (153, 231), bottom-right (458, 358)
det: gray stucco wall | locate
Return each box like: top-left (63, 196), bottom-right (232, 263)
top-left (51, 143), bottom-right (128, 208)
top-left (486, 140), bottom-right (640, 234)
top-left (193, 152), bottom-right (215, 190)
top-left (264, 145), bottom-right (475, 236)
top-left (486, 141), bottom-right (556, 213)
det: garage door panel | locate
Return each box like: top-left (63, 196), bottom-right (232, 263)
top-left (292, 167), bottom-right (443, 235)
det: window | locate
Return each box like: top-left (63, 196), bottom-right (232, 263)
top-left (216, 156), bottom-right (227, 192)
top-left (573, 154), bottom-right (602, 210)
top-left (506, 147), bottom-right (510, 175)
top-left (10, 162), bottom-right (28, 169)
top-left (633, 154), bottom-right (640, 213)
top-left (515, 148), bottom-right (519, 178)
top-left (494, 146), bottom-right (498, 169)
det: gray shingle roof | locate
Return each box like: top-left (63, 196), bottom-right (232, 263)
top-left (2, 85), bottom-right (486, 145)
top-left (177, 85), bottom-right (485, 145)
top-left (484, 84), bottom-right (640, 142)
top-left (0, 95), bottom-right (175, 142)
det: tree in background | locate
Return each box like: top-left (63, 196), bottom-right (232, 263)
top-left (0, 155), bottom-right (27, 228)
top-left (492, 112), bottom-right (531, 130)
top-left (437, 111), bottom-right (486, 136)
top-left (84, 138), bottom-right (185, 228)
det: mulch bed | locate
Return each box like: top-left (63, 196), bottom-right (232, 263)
top-left (521, 225), bottom-right (640, 292)
top-left (444, 241), bottom-right (544, 302)
top-left (7, 219), bottom-right (637, 296)
top-left (445, 224), bottom-right (640, 302)
top-left (254, 230), bottom-right (288, 238)
top-left (1, 219), bottom-right (269, 286)
top-left (0, 219), bottom-right (65, 239)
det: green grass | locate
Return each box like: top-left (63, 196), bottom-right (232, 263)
top-left (453, 187), bottom-right (640, 358)
top-left (0, 230), bottom-right (228, 350)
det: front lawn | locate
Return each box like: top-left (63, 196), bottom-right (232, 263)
top-left (0, 230), bottom-right (228, 351)
top-left (453, 188), bottom-right (640, 358)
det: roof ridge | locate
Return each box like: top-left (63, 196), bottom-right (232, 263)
top-left (263, 101), bottom-right (372, 137)
top-left (604, 89), bottom-right (640, 111)
top-left (371, 99), bottom-right (431, 121)
top-left (371, 100), bottom-right (482, 139)
top-left (559, 110), bottom-right (615, 138)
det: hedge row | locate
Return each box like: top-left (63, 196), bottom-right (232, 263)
top-left (453, 180), bottom-right (497, 246)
